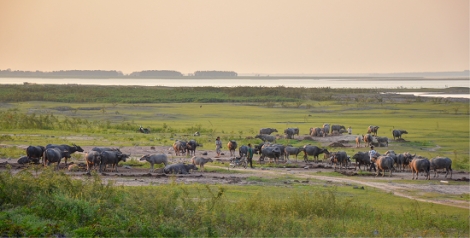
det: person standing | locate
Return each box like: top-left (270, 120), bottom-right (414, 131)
top-left (369, 145), bottom-right (377, 172)
top-left (247, 143), bottom-right (254, 168)
top-left (348, 126), bottom-right (352, 135)
top-left (215, 136), bottom-right (222, 158)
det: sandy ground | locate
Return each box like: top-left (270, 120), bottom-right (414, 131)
top-left (1, 134), bottom-right (469, 209)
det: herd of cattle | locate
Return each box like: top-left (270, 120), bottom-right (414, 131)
top-left (15, 124), bottom-right (451, 179)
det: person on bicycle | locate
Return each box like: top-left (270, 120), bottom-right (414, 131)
top-left (247, 143), bottom-right (254, 168)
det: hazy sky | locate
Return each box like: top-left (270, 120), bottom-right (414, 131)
top-left (0, 0), bottom-right (468, 75)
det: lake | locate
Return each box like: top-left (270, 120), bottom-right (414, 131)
top-left (1, 77), bottom-right (468, 89)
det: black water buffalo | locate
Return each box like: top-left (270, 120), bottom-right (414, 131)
top-left (259, 144), bottom-right (282, 164)
top-left (239, 145), bottom-right (249, 157)
top-left (43, 148), bottom-right (71, 170)
top-left (351, 151), bottom-right (372, 171)
top-left (18, 156), bottom-right (31, 165)
top-left (227, 140), bottom-right (238, 157)
top-left (46, 144), bottom-right (84, 166)
top-left (303, 145), bottom-right (329, 163)
top-left (259, 128), bottom-right (278, 135)
top-left (396, 152), bottom-right (415, 172)
top-left (367, 125), bottom-right (379, 136)
top-left (332, 151), bottom-right (349, 171)
top-left (331, 125), bottom-right (346, 133)
top-left (373, 156), bottom-right (394, 177)
top-left (376, 137), bottom-right (389, 147)
top-left (392, 129), bottom-right (408, 140)
top-left (322, 124), bottom-right (330, 135)
top-left (164, 163), bottom-right (198, 174)
top-left (91, 147), bottom-right (121, 153)
top-left (430, 157), bottom-right (452, 179)
top-left (191, 157), bottom-right (213, 171)
top-left (26, 145), bottom-right (46, 164)
top-left (186, 140), bottom-right (199, 156)
top-left (410, 158), bottom-right (430, 180)
top-left (99, 151), bottom-right (130, 172)
top-left (284, 128), bottom-right (295, 139)
top-left (85, 151), bottom-right (101, 173)
top-left (140, 154), bottom-right (168, 172)
top-left (284, 146), bottom-right (302, 161)
top-left (255, 134), bottom-right (276, 143)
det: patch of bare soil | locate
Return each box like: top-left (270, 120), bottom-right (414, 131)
top-left (1, 142), bottom-right (469, 209)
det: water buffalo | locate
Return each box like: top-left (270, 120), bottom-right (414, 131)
top-left (284, 146), bottom-right (303, 161)
top-left (430, 157), bottom-right (452, 179)
top-left (322, 124), bottom-right (330, 135)
top-left (227, 140), bottom-right (238, 157)
top-left (396, 152), bottom-right (415, 172)
top-left (392, 129), bottom-right (408, 140)
top-left (384, 150), bottom-right (397, 165)
top-left (376, 137), bottom-right (389, 147)
top-left (91, 147), bottom-right (121, 153)
top-left (363, 134), bottom-right (373, 147)
top-left (373, 156), bottom-right (394, 177)
top-left (367, 125), bottom-right (379, 136)
top-left (284, 128), bottom-right (295, 139)
top-left (332, 151), bottom-right (349, 171)
top-left (288, 127), bottom-right (300, 136)
top-left (351, 151), bottom-right (371, 171)
top-left (191, 156), bottom-right (213, 171)
top-left (186, 140), bottom-right (199, 156)
top-left (309, 127), bottom-right (324, 137)
top-left (355, 135), bottom-right (363, 148)
top-left (255, 134), bottom-right (276, 143)
top-left (303, 145), bottom-right (329, 163)
top-left (17, 156), bottom-right (31, 165)
top-left (100, 150), bottom-right (130, 172)
top-left (239, 145), bottom-right (249, 157)
top-left (172, 140), bottom-right (187, 156)
top-left (259, 128), bottom-right (278, 135)
top-left (26, 145), bottom-right (46, 164)
top-left (85, 151), bottom-right (101, 173)
top-left (164, 163), bottom-right (198, 174)
top-left (43, 148), bottom-right (71, 170)
top-left (139, 125), bottom-right (150, 134)
top-left (410, 158), bottom-right (430, 180)
top-left (140, 153), bottom-right (168, 172)
top-left (259, 144), bottom-right (282, 164)
top-left (331, 125), bottom-right (346, 133)
top-left (46, 144), bottom-right (84, 166)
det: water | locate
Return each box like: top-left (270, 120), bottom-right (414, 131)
top-left (1, 77), bottom-right (468, 89)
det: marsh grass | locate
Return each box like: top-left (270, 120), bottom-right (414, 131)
top-left (0, 169), bottom-right (467, 237)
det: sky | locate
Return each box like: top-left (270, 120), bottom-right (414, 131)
top-left (0, 0), bottom-right (468, 75)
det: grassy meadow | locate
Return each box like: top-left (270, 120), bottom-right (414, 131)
top-left (0, 85), bottom-right (469, 236)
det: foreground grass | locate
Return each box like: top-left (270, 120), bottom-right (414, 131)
top-left (0, 168), bottom-right (468, 237)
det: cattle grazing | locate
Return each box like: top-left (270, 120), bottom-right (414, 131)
top-left (331, 125), bottom-right (346, 133)
top-left (259, 144), bottom-right (282, 164)
top-left (99, 150), bottom-right (130, 172)
top-left (239, 145), bottom-right (249, 157)
top-left (372, 156), bottom-right (394, 177)
top-left (255, 134), bottom-right (276, 143)
top-left (46, 144), bottom-right (84, 166)
top-left (430, 157), bottom-right (452, 179)
top-left (309, 127), bottom-right (324, 137)
top-left (43, 148), bottom-right (71, 170)
top-left (85, 151), bottom-right (102, 173)
top-left (392, 129), bottom-right (408, 140)
top-left (284, 128), bottom-right (295, 139)
top-left (355, 135), bottom-right (363, 148)
top-left (163, 163), bottom-right (198, 174)
top-left (303, 145), bottom-right (329, 163)
top-left (186, 140), bottom-right (199, 156)
top-left (351, 151), bottom-right (371, 171)
top-left (26, 145), bottom-right (46, 164)
top-left (227, 140), bottom-right (238, 157)
top-left (363, 134), bottom-right (373, 147)
top-left (259, 128), bottom-right (278, 135)
top-left (191, 156), bottom-right (213, 171)
top-left (18, 156), bottom-right (31, 165)
top-left (284, 146), bottom-right (303, 161)
top-left (322, 124), bottom-right (330, 136)
top-left (367, 125), bottom-right (379, 136)
top-left (410, 158), bottom-right (431, 180)
top-left (172, 140), bottom-right (187, 156)
top-left (139, 125), bottom-right (150, 134)
top-left (332, 151), bottom-right (349, 171)
top-left (140, 153), bottom-right (168, 172)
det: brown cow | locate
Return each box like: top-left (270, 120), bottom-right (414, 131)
top-left (410, 158), bottom-right (431, 180)
top-left (367, 125), bottom-right (380, 136)
top-left (227, 140), bottom-right (238, 157)
top-left (363, 134), bottom-right (373, 147)
top-left (355, 135), bottom-right (363, 148)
